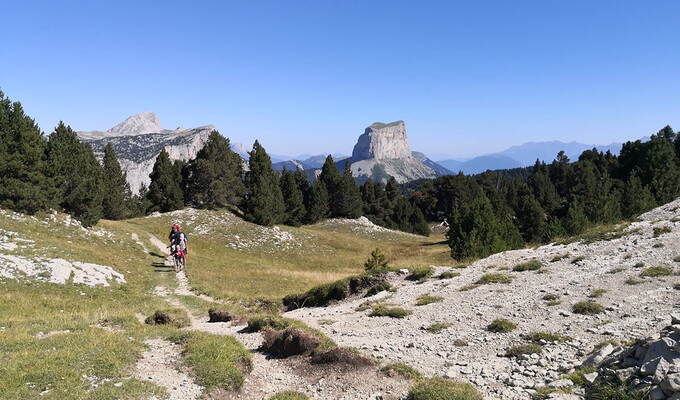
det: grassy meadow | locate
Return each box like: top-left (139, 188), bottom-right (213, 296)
top-left (0, 207), bottom-right (452, 398)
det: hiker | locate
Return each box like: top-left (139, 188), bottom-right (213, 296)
top-left (178, 232), bottom-right (188, 255)
top-left (172, 243), bottom-right (185, 272)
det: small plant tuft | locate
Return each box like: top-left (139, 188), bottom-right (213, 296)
top-left (589, 288), bottom-right (607, 298)
top-left (551, 253), bottom-right (569, 262)
top-left (653, 226), bottom-right (672, 237)
top-left (416, 294), bottom-right (444, 306)
top-left (487, 318), bottom-right (517, 333)
top-left (625, 277), bottom-right (644, 285)
top-left (381, 363), bottom-right (422, 380)
top-left (572, 301), bottom-right (605, 315)
top-left (505, 344), bottom-right (543, 357)
top-left (524, 331), bottom-right (572, 344)
top-left (425, 322), bottom-right (451, 333)
top-left (674, 283), bottom-right (680, 290)
top-left (512, 260), bottom-right (543, 272)
top-left (408, 266), bottom-right (435, 283)
top-left (269, 392), bottom-right (309, 400)
top-left (542, 293), bottom-right (559, 301)
top-left (144, 308), bottom-right (190, 328)
top-left (571, 255), bottom-right (586, 264)
top-left (640, 266), bottom-right (673, 277)
top-left (406, 377), bottom-right (483, 400)
top-left (674, 256), bottom-right (680, 262)
top-left (370, 305), bottom-right (412, 318)
top-left (438, 271), bottom-right (460, 279)
top-left (476, 273), bottom-right (512, 284)
top-left (365, 281), bottom-right (391, 297)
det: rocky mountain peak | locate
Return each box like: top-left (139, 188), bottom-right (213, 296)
top-left (107, 111), bottom-right (162, 136)
top-left (351, 120), bottom-right (411, 161)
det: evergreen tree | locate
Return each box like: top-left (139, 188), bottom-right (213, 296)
top-left (242, 140), bottom-right (284, 226)
top-left (318, 155), bottom-right (342, 216)
top-left (306, 179), bottom-right (329, 223)
top-left (562, 200), bottom-right (588, 236)
top-left (101, 143), bottom-right (131, 219)
top-left (185, 131), bottom-right (245, 209)
top-left (385, 176), bottom-right (400, 203)
top-left (447, 194), bottom-right (521, 259)
top-left (409, 206), bottom-right (430, 236)
top-left (528, 160), bottom-right (560, 214)
top-left (411, 180), bottom-right (437, 221)
top-left (130, 183), bottom-right (153, 217)
top-left (335, 161), bottom-right (362, 218)
top-left (280, 167), bottom-right (306, 226)
top-left (147, 148), bottom-right (184, 213)
top-left (293, 168), bottom-right (311, 208)
top-left (0, 91), bottom-right (53, 213)
top-left (364, 248), bottom-right (389, 272)
top-left (515, 189), bottom-right (546, 243)
top-left (47, 122), bottom-right (104, 226)
top-left (621, 170), bottom-right (656, 218)
top-left (639, 134), bottom-right (680, 204)
top-left (392, 197), bottom-right (414, 233)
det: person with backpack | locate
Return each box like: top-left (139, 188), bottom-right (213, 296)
top-left (172, 243), bottom-right (185, 272)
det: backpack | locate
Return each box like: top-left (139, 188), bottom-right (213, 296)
top-left (178, 233), bottom-right (187, 252)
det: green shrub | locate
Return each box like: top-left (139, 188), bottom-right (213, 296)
top-left (571, 255), bottom-right (586, 264)
top-left (282, 278), bottom-right (349, 310)
top-left (247, 315), bottom-right (290, 332)
top-left (625, 277), bottom-right (644, 285)
top-left (476, 273), bottom-right (512, 284)
top-left (573, 301), bottom-right (605, 315)
top-left (408, 266), bottom-right (435, 283)
top-left (542, 294), bottom-right (559, 301)
top-left (559, 366), bottom-right (596, 388)
top-left (512, 260), bottom-right (543, 272)
top-left (269, 391), bottom-right (309, 400)
top-left (487, 318), bottom-right (516, 333)
top-left (674, 256), bottom-right (680, 262)
top-left (675, 283), bottom-right (680, 290)
top-left (381, 363), bottom-right (422, 380)
top-left (547, 300), bottom-right (562, 306)
top-left (653, 226), bottom-right (671, 237)
top-left (407, 377), bottom-right (483, 400)
top-left (589, 289), bottom-right (607, 298)
top-left (438, 271), bottom-right (460, 279)
top-left (640, 266), bottom-right (673, 277)
top-left (524, 331), bottom-right (572, 343)
top-left (370, 305), bottom-right (412, 318)
top-left (551, 254), bottom-right (569, 262)
top-left (416, 294), bottom-right (444, 306)
top-left (365, 281), bottom-right (391, 297)
top-left (608, 267), bottom-right (626, 274)
top-left (364, 248), bottom-right (389, 272)
top-left (505, 344), bottom-right (543, 357)
top-left (633, 262), bottom-right (645, 268)
top-left (588, 379), bottom-right (649, 400)
top-left (425, 322), bottom-right (451, 333)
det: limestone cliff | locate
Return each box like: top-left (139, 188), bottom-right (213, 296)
top-left (77, 112), bottom-right (214, 194)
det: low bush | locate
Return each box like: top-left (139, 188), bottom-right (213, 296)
top-left (269, 392), bottom-right (309, 400)
top-left (407, 266), bottom-right (434, 283)
top-left (310, 347), bottom-right (374, 367)
top-left (640, 266), bottom-right (673, 277)
top-left (547, 300), bottom-right (561, 306)
top-left (453, 339), bottom-right (468, 346)
top-left (625, 277), bottom-right (644, 285)
top-left (208, 309), bottom-right (236, 323)
top-left (487, 318), bottom-right (516, 333)
top-left (571, 255), bottom-right (586, 264)
top-left (573, 301), bottom-right (605, 315)
top-left (512, 260), bottom-right (543, 272)
top-left (542, 294), bottom-right (559, 301)
top-left (675, 283), bottom-right (680, 290)
top-left (406, 378), bottom-right (483, 400)
top-left (551, 254), bottom-right (569, 262)
top-left (559, 366), bottom-right (596, 387)
top-left (425, 322), bottom-right (451, 334)
top-left (438, 271), bottom-right (460, 279)
top-left (653, 226), bottom-right (672, 237)
top-left (365, 281), bottom-right (391, 297)
top-left (524, 331), bottom-right (572, 343)
top-left (261, 328), bottom-right (320, 357)
top-left (589, 289), bottom-right (607, 298)
top-left (505, 344), bottom-right (543, 357)
top-left (247, 315), bottom-right (291, 332)
top-left (369, 305), bottom-right (412, 318)
top-left (282, 279), bottom-right (350, 310)
top-left (416, 294), bottom-right (444, 306)
top-left (633, 262), bottom-right (645, 268)
top-left (476, 273), bottom-right (512, 284)
top-left (381, 363), bottom-right (422, 380)
top-left (144, 308), bottom-right (190, 328)
top-left (674, 256), bottom-right (680, 262)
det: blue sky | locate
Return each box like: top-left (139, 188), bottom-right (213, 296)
top-left (2, 1), bottom-right (679, 159)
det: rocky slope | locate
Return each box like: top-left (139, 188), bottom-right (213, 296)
top-left (287, 198), bottom-right (680, 399)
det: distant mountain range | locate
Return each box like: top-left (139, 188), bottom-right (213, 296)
top-left (435, 139), bottom-right (645, 175)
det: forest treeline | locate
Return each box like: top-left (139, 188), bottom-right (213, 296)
top-left (2, 90), bottom-right (679, 260)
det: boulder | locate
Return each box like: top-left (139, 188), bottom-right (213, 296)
top-left (582, 344), bottom-right (614, 367)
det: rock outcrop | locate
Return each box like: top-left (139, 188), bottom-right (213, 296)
top-left (348, 121), bottom-right (444, 184)
top-left (78, 112), bottom-right (217, 193)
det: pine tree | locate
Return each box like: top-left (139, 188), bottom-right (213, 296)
top-left (364, 248), bottom-right (389, 272)
top-left (101, 143), bottom-right (131, 219)
top-left (147, 148), bottom-right (184, 213)
top-left (242, 140), bottom-right (284, 226)
top-left (293, 168), bottom-right (311, 208)
top-left (385, 176), bottom-right (400, 203)
top-left (335, 161), bottom-right (362, 218)
top-left (280, 167), bottom-right (306, 226)
top-left (562, 200), bottom-right (588, 236)
top-left (621, 170), bottom-right (656, 218)
top-left (0, 91), bottom-right (53, 213)
top-left (528, 160), bottom-right (560, 214)
top-left (515, 189), bottom-right (546, 243)
top-left (393, 197), bottom-right (414, 232)
top-left (47, 122), bottom-right (104, 226)
top-left (318, 155), bottom-right (342, 216)
top-left (306, 179), bottom-right (329, 223)
top-left (639, 134), bottom-right (680, 204)
top-left (409, 206), bottom-right (430, 236)
top-left (185, 130), bottom-right (245, 209)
